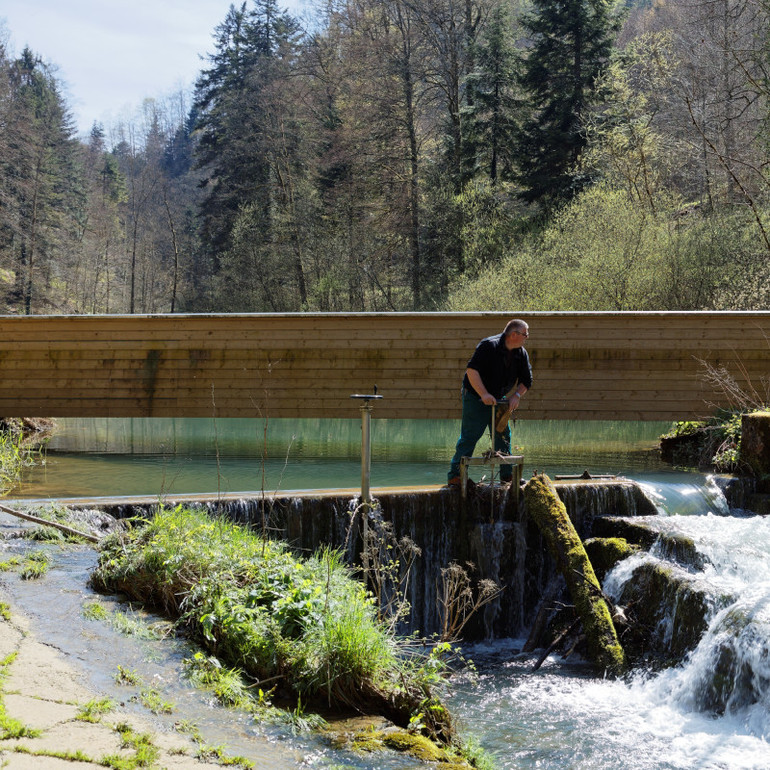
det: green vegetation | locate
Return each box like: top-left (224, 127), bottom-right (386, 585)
top-left (25, 504), bottom-right (98, 544)
top-left (114, 665), bottom-right (142, 686)
top-left (0, 651), bottom-right (40, 740)
top-left (0, 428), bottom-right (35, 496)
top-left (660, 417), bottom-right (740, 470)
top-left (2, 0), bottom-right (770, 314)
top-left (135, 687), bottom-right (174, 715)
top-left (193, 743), bottom-right (254, 768)
top-left (91, 506), bottom-right (455, 744)
top-left (76, 697), bottom-right (115, 723)
top-left (102, 722), bottom-right (160, 769)
top-left (446, 184), bottom-right (764, 312)
top-left (83, 600), bottom-right (171, 640)
top-left (0, 550), bottom-right (52, 581)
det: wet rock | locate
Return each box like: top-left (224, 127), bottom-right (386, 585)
top-left (584, 537), bottom-right (639, 582)
top-left (746, 493), bottom-right (770, 516)
top-left (693, 606), bottom-right (770, 715)
top-left (741, 411), bottom-right (770, 477)
top-left (554, 480), bottom-right (659, 536)
top-left (660, 428), bottom-right (706, 466)
top-left (617, 561), bottom-right (730, 665)
top-left (591, 516), bottom-right (659, 549)
top-left (653, 532), bottom-right (709, 572)
top-left (712, 474), bottom-right (756, 511)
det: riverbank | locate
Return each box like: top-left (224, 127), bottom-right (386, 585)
top-left (0, 599), bottom-right (230, 769)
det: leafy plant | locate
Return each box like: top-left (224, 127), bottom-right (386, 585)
top-left (91, 506), bottom-right (455, 743)
top-left (114, 665), bottom-right (142, 686)
top-left (20, 551), bottom-right (52, 580)
top-left (0, 429), bottom-right (36, 496)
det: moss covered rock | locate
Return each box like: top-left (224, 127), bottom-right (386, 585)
top-left (344, 727), bottom-right (473, 767)
top-left (617, 561), bottom-right (729, 665)
top-left (584, 537), bottom-right (640, 581)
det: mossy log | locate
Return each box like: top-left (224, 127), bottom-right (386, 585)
top-left (523, 474), bottom-right (626, 676)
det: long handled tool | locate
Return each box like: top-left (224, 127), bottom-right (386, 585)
top-left (0, 502), bottom-right (100, 544)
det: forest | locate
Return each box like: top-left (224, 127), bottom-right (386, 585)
top-left (1, 0), bottom-right (769, 316)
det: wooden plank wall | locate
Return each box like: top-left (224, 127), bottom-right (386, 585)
top-left (0, 312), bottom-right (768, 421)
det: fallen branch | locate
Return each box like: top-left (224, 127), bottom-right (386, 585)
top-left (0, 503), bottom-right (100, 544)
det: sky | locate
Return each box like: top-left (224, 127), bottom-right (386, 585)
top-left (1, 0), bottom-right (307, 137)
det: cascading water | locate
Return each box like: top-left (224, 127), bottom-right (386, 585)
top-left (447, 476), bottom-right (770, 770)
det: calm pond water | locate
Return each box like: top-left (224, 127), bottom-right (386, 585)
top-left (12, 417), bottom-right (672, 499)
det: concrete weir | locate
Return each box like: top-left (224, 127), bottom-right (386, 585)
top-left (60, 478), bottom-right (658, 640)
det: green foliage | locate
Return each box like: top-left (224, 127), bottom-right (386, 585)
top-left (0, 429), bottom-right (36, 495)
top-left (445, 182), bottom-right (762, 311)
top-left (91, 506), bottom-right (453, 741)
top-left (464, 2), bottom-right (520, 183)
top-left (0, 550), bottom-right (52, 581)
top-left (194, 742), bottom-right (255, 768)
top-left (76, 697), bottom-right (115, 723)
top-left (183, 652), bottom-right (255, 709)
top-left (114, 666), bottom-right (142, 686)
top-left (661, 413), bottom-right (743, 471)
top-left (515, 0), bottom-right (621, 206)
top-left (101, 722), bottom-right (160, 769)
top-left (136, 687), bottom-right (174, 715)
top-left (455, 180), bottom-right (523, 276)
top-left (582, 31), bottom-right (677, 207)
top-left (662, 421), bottom-right (706, 439)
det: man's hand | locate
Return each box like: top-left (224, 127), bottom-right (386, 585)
top-left (481, 393), bottom-right (497, 406)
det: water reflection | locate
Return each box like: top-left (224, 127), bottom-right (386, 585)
top-left (13, 418), bottom-right (673, 499)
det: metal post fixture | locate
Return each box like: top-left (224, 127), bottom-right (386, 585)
top-left (360, 400), bottom-right (373, 503)
top-left (350, 389), bottom-right (383, 505)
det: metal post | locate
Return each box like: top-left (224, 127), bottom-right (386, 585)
top-left (360, 400), bottom-right (373, 504)
top-left (350, 390), bottom-right (383, 589)
top-left (350, 390), bottom-right (383, 506)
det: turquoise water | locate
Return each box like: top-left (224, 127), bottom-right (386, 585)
top-left (12, 417), bottom-right (672, 499)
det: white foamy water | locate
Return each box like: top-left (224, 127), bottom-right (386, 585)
top-left (449, 483), bottom-right (770, 770)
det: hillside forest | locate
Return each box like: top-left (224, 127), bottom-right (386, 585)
top-left (1, 0), bottom-right (770, 316)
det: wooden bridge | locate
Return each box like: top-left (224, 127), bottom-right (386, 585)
top-left (0, 311), bottom-right (768, 421)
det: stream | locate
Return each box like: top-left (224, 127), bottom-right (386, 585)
top-left (3, 418), bottom-right (769, 768)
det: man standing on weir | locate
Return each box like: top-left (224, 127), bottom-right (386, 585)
top-left (447, 319), bottom-right (533, 487)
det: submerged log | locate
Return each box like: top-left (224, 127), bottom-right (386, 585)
top-left (523, 474), bottom-right (626, 676)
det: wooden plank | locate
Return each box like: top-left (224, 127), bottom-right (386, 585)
top-left (0, 311), bottom-right (766, 420)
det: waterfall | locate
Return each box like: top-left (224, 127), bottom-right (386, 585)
top-left (88, 477), bottom-right (664, 641)
top-left (605, 512), bottom-right (770, 721)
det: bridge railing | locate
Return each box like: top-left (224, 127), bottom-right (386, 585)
top-left (1, 311), bottom-right (767, 420)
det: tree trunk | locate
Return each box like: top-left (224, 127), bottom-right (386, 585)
top-left (523, 473), bottom-right (626, 676)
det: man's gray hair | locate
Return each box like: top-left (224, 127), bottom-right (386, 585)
top-left (503, 319), bottom-right (528, 336)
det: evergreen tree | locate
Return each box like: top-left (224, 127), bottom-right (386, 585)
top-left (193, 0), bottom-right (302, 285)
top-left (464, 1), bottom-right (519, 183)
top-left (515, 0), bottom-right (619, 207)
top-left (2, 47), bottom-right (83, 313)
